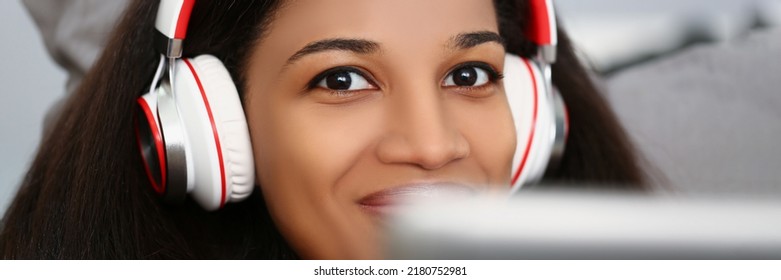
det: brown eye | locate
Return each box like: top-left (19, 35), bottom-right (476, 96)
top-left (453, 67), bottom-right (478, 86)
top-left (315, 69), bottom-right (374, 91)
top-left (443, 65), bottom-right (492, 87)
top-left (324, 71), bottom-right (351, 90)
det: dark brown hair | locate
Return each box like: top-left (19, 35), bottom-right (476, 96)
top-left (0, 0), bottom-right (646, 259)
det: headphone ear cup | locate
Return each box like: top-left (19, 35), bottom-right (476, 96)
top-left (504, 54), bottom-right (557, 191)
top-left (172, 55), bottom-right (256, 211)
top-left (136, 92), bottom-right (167, 196)
top-left (136, 80), bottom-right (190, 203)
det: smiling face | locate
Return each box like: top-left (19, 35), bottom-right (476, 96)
top-left (243, 0), bottom-right (516, 259)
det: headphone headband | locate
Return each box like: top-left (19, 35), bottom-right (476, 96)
top-left (155, 0), bottom-right (196, 58)
top-left (526, 0), bottom-right (557, 64)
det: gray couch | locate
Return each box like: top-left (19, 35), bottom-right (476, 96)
top-left (604, 28), bottom-right (781, 196)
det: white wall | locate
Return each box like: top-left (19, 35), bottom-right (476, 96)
top-left (0, 0), bottom-right (67, 217)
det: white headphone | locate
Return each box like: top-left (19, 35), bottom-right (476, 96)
top-left (506, 0), bottom-right (569, 192)
top-left (136, 0), bottom-right (254, 211)
top-left (135, 0), bottom-right (567, 210)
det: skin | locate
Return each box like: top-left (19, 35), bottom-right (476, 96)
top-left (244, 0), bottom-right (516, 259)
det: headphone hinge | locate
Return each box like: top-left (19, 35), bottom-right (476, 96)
top-left (537, 45), bottom-right (557, 65)
top-left (154, 31), bottom-right (184, 59)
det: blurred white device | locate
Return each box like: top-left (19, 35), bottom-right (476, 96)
top-left (387, 190), bottom-right (781, 259)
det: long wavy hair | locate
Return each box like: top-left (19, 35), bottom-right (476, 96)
top-left (0, 0), bottom-right (647, 259)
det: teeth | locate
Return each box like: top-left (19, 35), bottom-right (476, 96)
top-left (423, 187), bottom-right (471, 197)
top-left (398, 186), bottom-right (476, 200)
top-left (361, 183), bottom-right (481, 209)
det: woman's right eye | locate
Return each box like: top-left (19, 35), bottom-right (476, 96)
top-left (311, 68), bottom-right (376, 92)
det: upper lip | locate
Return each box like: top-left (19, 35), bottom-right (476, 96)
top-left (358, 181), bottom-right (477, 207)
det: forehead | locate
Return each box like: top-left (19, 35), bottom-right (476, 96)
top-left (260, 0), bottom-right (498, 55)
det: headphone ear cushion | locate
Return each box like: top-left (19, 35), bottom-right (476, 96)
top-left (173, 55), bottom-right (255, 210)
top-left (504, 54), bottom-right (554, 191)
top-left (136, 92), bottom-right (167, 196)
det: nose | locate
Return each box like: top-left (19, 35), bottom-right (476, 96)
top-left (376, 85), bottom-right (470, 170)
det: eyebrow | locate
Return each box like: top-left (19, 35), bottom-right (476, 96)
top-left (451, 31), bottom-right (505, 49)
top-left (286, 38), bottom-right (380, 65)
top-left (284, 31), bottom-right (504, 66)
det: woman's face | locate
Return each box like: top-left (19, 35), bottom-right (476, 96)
top-left (244, 0), bottom-right (515, 259)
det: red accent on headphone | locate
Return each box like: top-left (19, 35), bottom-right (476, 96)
top-left (511, 58), bottom-right (539, 186)
top-left (183, 59), bottom-right (227, 208)
top-left (174, 0), bottom-right (196, 39)
top-left (137, 98), bottom-right (167, 195)
top-left (526, 0), bottom-right (553, 46)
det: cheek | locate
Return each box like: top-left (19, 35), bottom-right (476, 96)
top-left (246, 94), bottom-right (383, 258)
top-left (255, 102), bottom-right (383, 190)
top-left (451, 95), bottom-right (516, 186)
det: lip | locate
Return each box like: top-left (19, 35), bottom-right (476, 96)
top-left (358, 182), bottom-right (476, 216)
